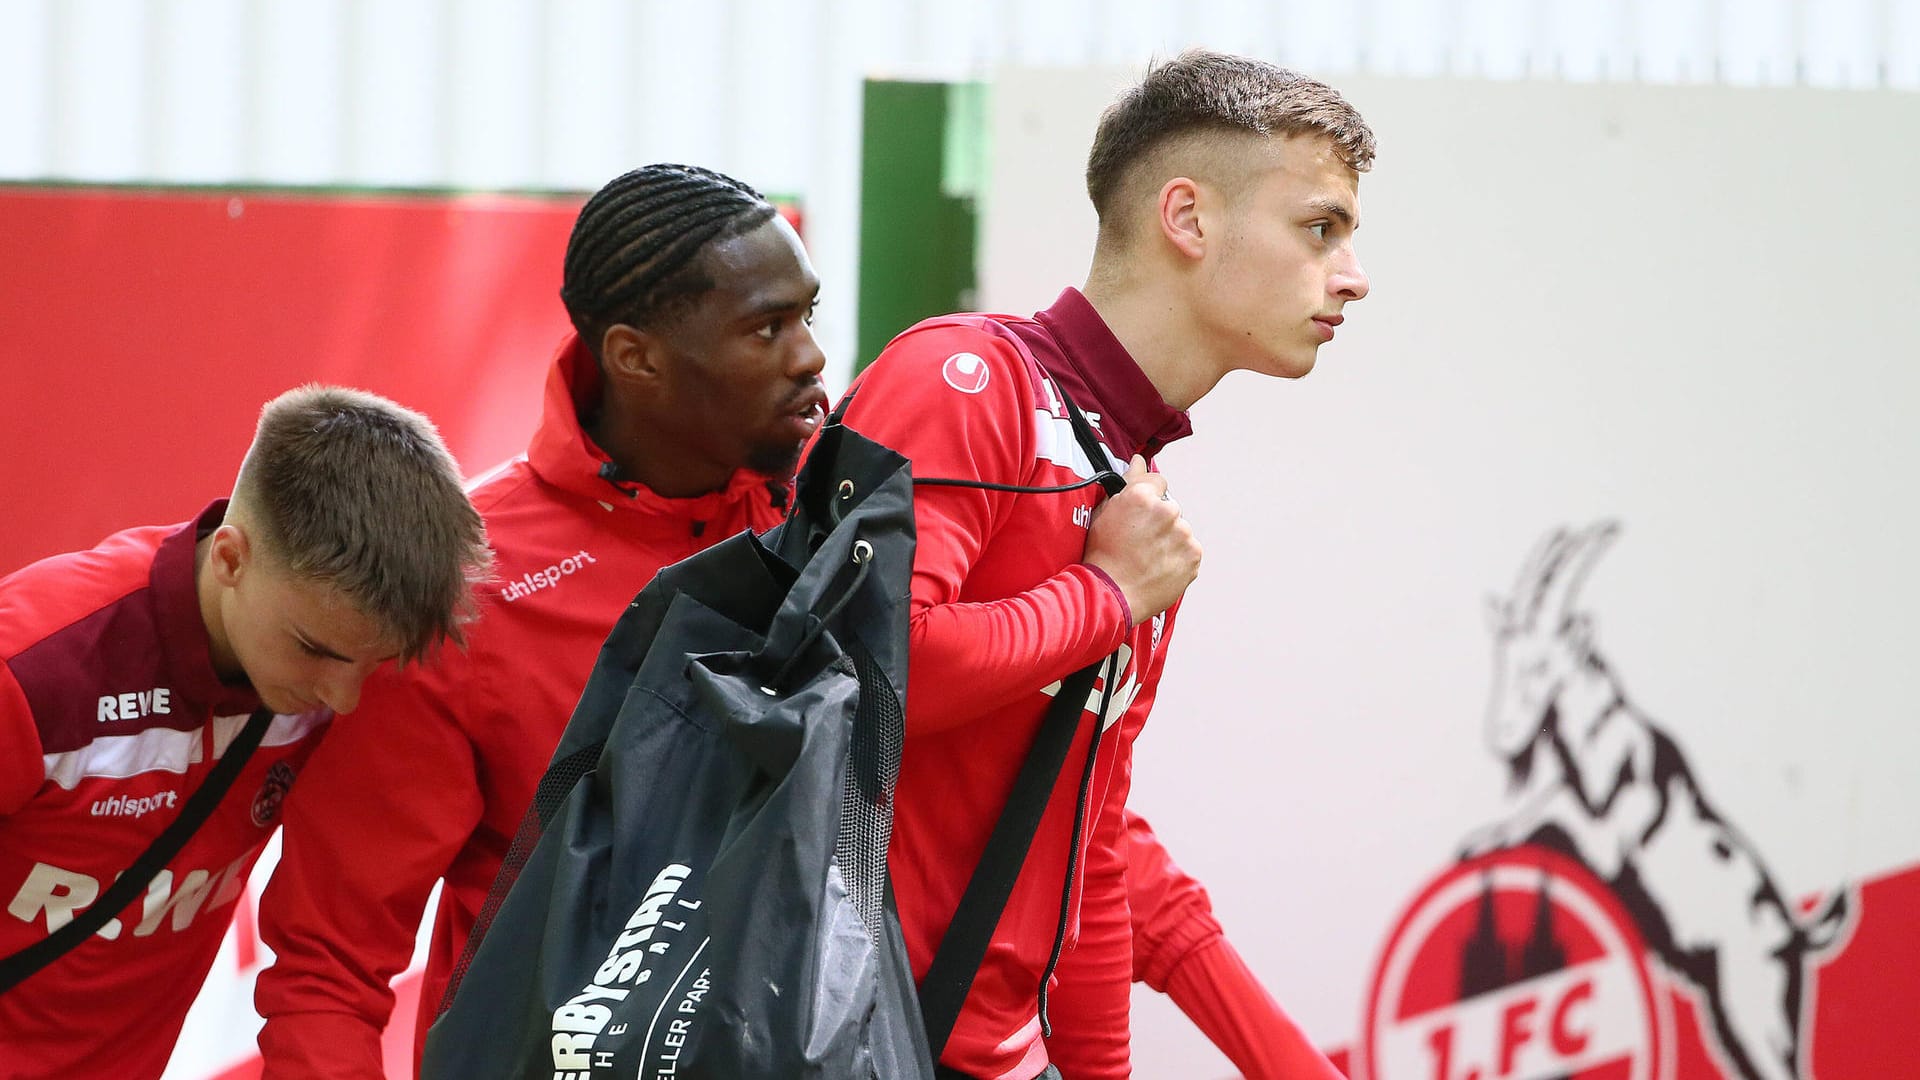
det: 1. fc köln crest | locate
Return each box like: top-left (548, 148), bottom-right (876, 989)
top-left (1356, 523), bottom-right (1870, 1080)
top-left (1362, 846), bottom-right (1673, 1080)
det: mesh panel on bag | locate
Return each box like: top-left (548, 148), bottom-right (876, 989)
top-left (839, 637), bottom-right (904, 945)
top-left (436, 739), bottom-right (605, 1018)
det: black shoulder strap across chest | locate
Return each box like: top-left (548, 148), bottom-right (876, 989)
top-left (833, 371), bottom-right (1127, 501)
top-left (0, 707), bottom-right (277, 995)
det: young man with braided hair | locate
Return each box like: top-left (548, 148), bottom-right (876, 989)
top-left (839, 51), bottom-right (1372, 1078)
top-left (252, 163), bottom-right (828, 1078)
top-left (0, 388), bottom-right (487, 1079)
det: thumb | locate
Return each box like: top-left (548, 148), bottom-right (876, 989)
top-left (1123, 453), bottom-right (1149, 482)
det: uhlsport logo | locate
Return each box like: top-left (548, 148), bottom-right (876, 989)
top-left (1362, 846), bottom-right (1671, 1080)
top-left (499, 549), bottom-right (598, 603)
top-left (942, 351), bottom-right (991, 394)
top-left (1363, 522), bottom-right (1855, 1080)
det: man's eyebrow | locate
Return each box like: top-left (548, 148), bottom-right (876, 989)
top-left (1307, 197), bottom-right (1357, 229)
top-left (296, 629), bottom-right (402, 666)
top-left (741, 282), bottom-right (822, 321)
top-left (292, 626), bottom-right (356, 663)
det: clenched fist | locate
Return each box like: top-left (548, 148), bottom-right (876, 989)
top-left (1082, 455), bottom-right (1201, 626)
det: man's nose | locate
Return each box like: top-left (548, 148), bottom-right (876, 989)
top-left (792, 326), bottom-right (827, 379)
top-left (315, 667), bottom-right (371, 715)
top-left (1334, 249), bottom-right (1370, 302)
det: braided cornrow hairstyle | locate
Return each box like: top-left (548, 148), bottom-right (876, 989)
top-left (561, 163), bottom-right (778, 356)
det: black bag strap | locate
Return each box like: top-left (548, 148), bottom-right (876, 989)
top-left (0, 706), bottom-right (277, 995)
top-left (1058, 387), bottom-right (1128, 497)
top-left (917, 386), bottom-right (1129, 1061)
top-left (834, 382), bottom-right (1127, 501)
top-left (917, 659), bottom-right (1104, 1063)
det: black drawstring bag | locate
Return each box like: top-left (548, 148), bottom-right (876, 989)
top-left (423, 416), bottom-right (930, 1079)
top-left (425, 394), bottom-right (1123, 1079)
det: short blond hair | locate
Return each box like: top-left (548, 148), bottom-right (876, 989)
top-left (231, 386), bottom-right (490, 662)
top-left (1086, 49), bottom-right (1375, 230)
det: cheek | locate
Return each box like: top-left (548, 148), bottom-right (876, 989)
top-left (692, 359), bottom-right (772, 415)
top-left (1219, 242), bottom-right (1306, 322)
top-left (248, 649), bottom-right (297, 689)
top-left (229, 621), bottom-right (273, 677)
top-left (730, 366), bottom-right (788, 417)
top-left (1194, 265), bottom-right (1255, 333)
top-left (1267, 245), bottom-right (1319, 302)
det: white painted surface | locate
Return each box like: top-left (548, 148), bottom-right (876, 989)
top-left (985, 68), bottom-right (1920, 1076)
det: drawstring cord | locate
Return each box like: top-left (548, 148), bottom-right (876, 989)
top-left (764, 539), bottom-right (873, 692)
top-left (1036, 648), bottom-right (1120, 1037)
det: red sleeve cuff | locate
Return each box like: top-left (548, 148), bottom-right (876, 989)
top-left (257, 1008), bottom-right (389, 1080)
top-left (1079, 562), bottom-right (1133, 631)
top-left (1136, 903), bottom-right (1224, 991)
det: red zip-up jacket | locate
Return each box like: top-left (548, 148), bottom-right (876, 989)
top-left (0, 504), bottom-right (324, 1080)
top-left (252, 335), bottom-right (791, 1078)
top-left (839, 290), bottom-right (1194, 1080)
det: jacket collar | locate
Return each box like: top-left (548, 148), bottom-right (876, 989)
top-left (524, 333), bottom-right (788, 519)
top-left (1031, 288), bottom-right (1193, 461)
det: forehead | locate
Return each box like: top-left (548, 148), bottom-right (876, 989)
top-left (1241, 133), bottom-right (1361, 218)
top-left (251, 563), bottom-right (396, 654)
top-left (690, 216), bottom-right (819, 313)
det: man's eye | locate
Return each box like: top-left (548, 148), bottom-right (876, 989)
top-left (1309, 222), bottom-right (1329, 241)
top-left (803, 301), bottom-right (819, 326)
top-left (755, 319), bottom-right (782, 340)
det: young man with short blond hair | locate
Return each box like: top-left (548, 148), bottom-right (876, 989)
top-left (841, 50), bottom-right (1373, 1079)
top-left (0, 386), bottom-right (488, 1079)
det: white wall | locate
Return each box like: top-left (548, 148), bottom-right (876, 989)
top-left (6, 0), bottom-right (1918, 385)
top-left (985, 68), bottom-right (1920, 1075)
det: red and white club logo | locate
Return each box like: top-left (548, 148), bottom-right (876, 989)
top-left (941, 351), bottom-right (991, 394)
top-left (1360, 847), bottom-right (1674, 1080)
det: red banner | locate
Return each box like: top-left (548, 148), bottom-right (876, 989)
top-left (0, 186), bottom-right (584, 574)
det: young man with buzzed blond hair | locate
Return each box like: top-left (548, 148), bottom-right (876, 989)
top-left (0, 386), bottom-right (489, 1079)
top-left (840, 50), bottom-right (1372, 1078)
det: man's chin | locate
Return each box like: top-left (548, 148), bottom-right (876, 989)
top-left (1255, 353), bottom-right (1315, 381)
top-left (746, 441), bottom-right (807, 481)
top-left (261, 690), bottom-right (323, 716)
top-left (1280, 341), bottom-right (1320, 379)
top-left (1239, 342), bottom-right (1317, 381)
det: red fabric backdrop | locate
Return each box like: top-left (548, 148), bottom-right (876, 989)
top-left (0, 186), bottom-right (585, 575)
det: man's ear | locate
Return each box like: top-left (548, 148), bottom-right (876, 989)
top-left (205, 524), bottom-right (252, 587)
top-left (1157, 176), bottom-right (1207, 260)
top-left (600, 324), bottom-right (668, 383)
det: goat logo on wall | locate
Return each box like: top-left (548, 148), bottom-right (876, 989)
top-left (1359, 523), bottom-right (1855, 1080)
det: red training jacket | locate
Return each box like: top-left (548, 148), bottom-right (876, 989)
top-left (0, 504), bottom-right (324, 1080)
top-left (839, 289), bottom-right (1195, 1080)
